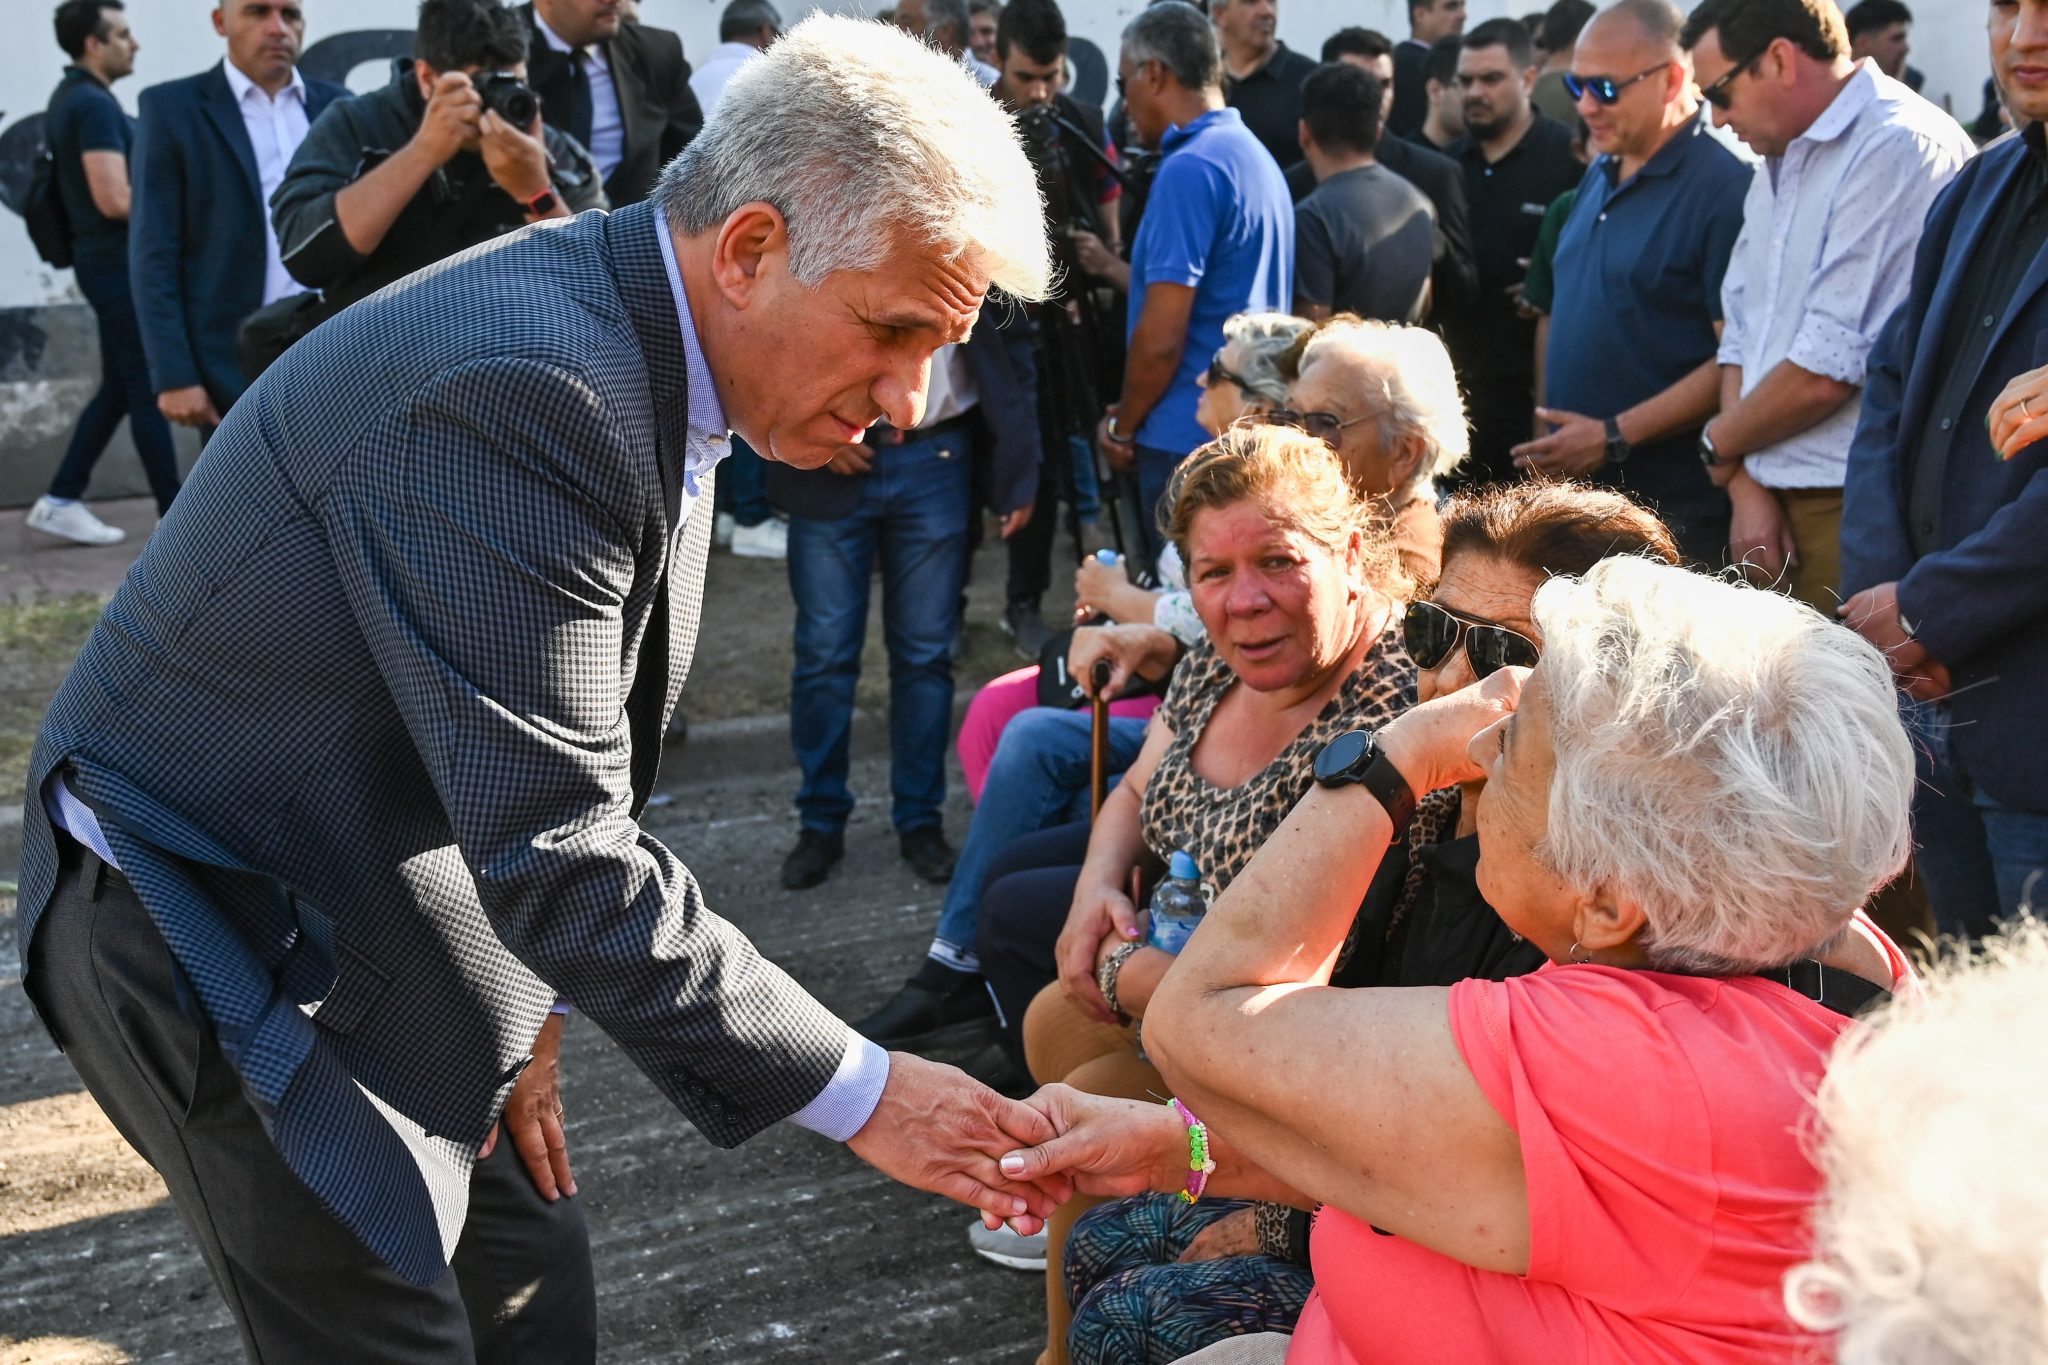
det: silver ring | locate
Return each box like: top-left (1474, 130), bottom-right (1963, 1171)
top-left (2024, 396), bottom-right (2034, 420)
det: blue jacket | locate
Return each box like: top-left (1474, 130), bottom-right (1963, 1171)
top-left (1841, 130), bottom-right (2048, 812)
top-left (129, 62), bottom-right (348, 407)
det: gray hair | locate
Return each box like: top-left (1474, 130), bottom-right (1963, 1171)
top-left (926, 0), bottom-right (970, 43)
top-left (1294, 318), bottom-right (1470, 490)
top-left (1219, 311), bottom-right (1312, 407)
top-left (1122, 2), bottom-right (1223, 92)
top-left (1530, 557), bottom-right (1914, 974)
top-left (1788, 918), bottom-right (2048, 1365)
top-left (655, 14), bottom-right (1051, 300)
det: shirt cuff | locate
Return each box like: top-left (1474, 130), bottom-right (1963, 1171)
top-left (785, 1032), bottom-right (890, 1143)
top-left (1786, 313), bottom-right (1872, 387)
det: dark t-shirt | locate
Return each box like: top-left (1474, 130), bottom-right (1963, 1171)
top-left (1225, 42), bottom-right (1317, 171)
top-left (1294, 163), bottom-right (1436, 324)
top-left (46, 66), bottom-right (133, 269)
top-left (1442, 113), bottom-right (1584, 382)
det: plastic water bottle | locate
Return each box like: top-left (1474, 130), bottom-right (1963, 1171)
top-left (1094, 549), bottom-right (1120, 566)
top-left (1146, 851), bottom-right (1210, 955)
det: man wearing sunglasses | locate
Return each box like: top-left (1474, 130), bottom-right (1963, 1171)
top-left (1680, 0), bottom-right (1970, 610)
top-left (1508, 0), bottom-right (1751, 568)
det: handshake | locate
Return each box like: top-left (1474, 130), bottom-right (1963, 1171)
top-left (846, 1052), bottom-right (1216, 1237)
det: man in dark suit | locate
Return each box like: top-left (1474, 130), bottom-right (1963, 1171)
top-left (1389, 0), bottom-right (1466, 138)
top-left (518, 0), bottom-right (701, 206)
top-left (19, 17), bottom-right (1059, 1359)
top-left (1839, 1), bottom-right (2048, 944)
top-left (130, 0), bottom-right (347, 428)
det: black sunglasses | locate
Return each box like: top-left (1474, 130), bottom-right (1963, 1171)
top-left (1115, 58), bottom-right (1157, 99)
top-left (1699, 50), bottom-right (1763, 111)
top-left (1403, 600), bottom-right (1540, 679)
top-left (1205, 351), bottom-right (1252, 391)
top-left (1268, 406), bottom-right (1372, 444)
top-left (1562, 63), bottom-right (1668, 105)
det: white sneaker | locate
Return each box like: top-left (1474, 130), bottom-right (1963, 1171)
top-left (967, 1217), bottom-right (1048, 1272)
top-left (26, 496), bottom-right (125, 546)
top-left (713, 511), bottom-right (736, 549)
top-left (730, 517), bottom-right (788, 560)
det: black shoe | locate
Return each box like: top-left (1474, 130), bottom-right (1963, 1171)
top-left (1000, 601), bottom-right (1051, 662)
top-left (851, 964), bottom-right (996, 1049)
top-left (958, 1039), bottom-right (1032, 1098)
top-left (781, 828), bottom-right (844, 890)
top-left (900, 826), bottom-right (957, 884)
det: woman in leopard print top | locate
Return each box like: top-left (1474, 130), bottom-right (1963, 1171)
top-left (1018, 425), bottom-right (1416, 1365)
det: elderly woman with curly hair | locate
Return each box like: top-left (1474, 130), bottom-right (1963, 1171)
top-left (997, 557), bottom-right (1919, 1364)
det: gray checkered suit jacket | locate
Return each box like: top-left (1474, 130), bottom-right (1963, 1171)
top-left (16, 200), bottom-right (850, 1286)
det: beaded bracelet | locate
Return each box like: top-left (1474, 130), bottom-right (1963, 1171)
top-left (1168, 1097), bottom-right (1216, 1204)
top-left (1097, 940), bottom-right (1142, 1023)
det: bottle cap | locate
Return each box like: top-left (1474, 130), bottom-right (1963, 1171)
top-left (1169, 850), bottom-right (1199, 880)
top-left (1095, 549), bottom-right (1119, 566)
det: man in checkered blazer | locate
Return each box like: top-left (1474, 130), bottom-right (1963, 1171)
top-left (16, 16), bottom-right (1057, 1361)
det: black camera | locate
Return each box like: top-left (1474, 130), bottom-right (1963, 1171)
top-left (475, 70), bottom-right (540, 128)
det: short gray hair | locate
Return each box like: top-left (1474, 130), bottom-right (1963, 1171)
top-left (1294, 318), bottom-right (1470, 489)
top-left (1530, 557), bottom-right (1914, 974)
top-left (1122, 2), bottom-right (1222, 92)
top-left (1788, 918), bottom-right (2048, 1365)
top-left (926, 0), bottom-right (970, 43)
top-left (655, 14), bottom-right (1051, 300)
top-left (1219, 311), bottom-right (1311, 407)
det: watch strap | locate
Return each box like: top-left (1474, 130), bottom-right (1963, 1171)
top-left (1358, 752), bottom-right (1418, 837)
top-left (522, 185), bottom-right (559, 215)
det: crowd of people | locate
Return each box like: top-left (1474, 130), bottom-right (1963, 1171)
top-left (19, 0), bottom-right (2048, 1360)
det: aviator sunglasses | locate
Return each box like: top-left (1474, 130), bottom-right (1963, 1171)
top-left (1403, 600), bottom-right (1541, 679)
top-left (1562, 63), bottom-right (1668, 105)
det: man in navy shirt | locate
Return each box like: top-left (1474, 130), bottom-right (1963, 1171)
top-left (1087, 2), bottom-right (1292, 569)
top-left (1509, 0), bottom-right (1750, 564)
top-left (29, 0), bottom-right (182, 547)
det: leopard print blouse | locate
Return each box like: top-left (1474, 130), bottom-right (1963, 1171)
top-left (1138, 621), bottom-right (1416, 895)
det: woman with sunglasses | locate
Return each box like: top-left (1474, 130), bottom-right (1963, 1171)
top-left (1054, 482), bottom-right (1681, 1365)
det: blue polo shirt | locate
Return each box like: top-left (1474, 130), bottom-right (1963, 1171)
top-left (1127, 107), bottom-right (1293, 456)
top-left (1546, 115), bottom-right (1751, 524)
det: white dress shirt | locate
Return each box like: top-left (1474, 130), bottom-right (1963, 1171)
top-left (535, 12), bottom-right (623, 181)
top-left (689, 40), bottom-right (762, 117)
top-left (1716, 61), bottom-right (1973, 489)
top-left (221, 59), bottom-right (312, 306)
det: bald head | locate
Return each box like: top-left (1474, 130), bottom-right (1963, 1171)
top-left (1582, 0), bottom-right (1684, 57)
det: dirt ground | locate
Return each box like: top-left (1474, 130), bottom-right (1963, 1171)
top-left (0, 529), bottom-right (1088, 1363)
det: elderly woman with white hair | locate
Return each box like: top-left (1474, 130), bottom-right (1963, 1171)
top-left (996, 558), bottom-right (1919, 1364)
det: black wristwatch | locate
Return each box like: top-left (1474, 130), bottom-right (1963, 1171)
top-left (1312, 729), bottom-right (1418, 838)
top-left (1603, 416), bottom-right (1632, 465)
top-left (1698, 425), bottom-right (1732, 469)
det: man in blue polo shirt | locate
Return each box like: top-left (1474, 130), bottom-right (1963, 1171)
top-left (1510, 0), bottom-right (1750, 565)
top-left (1088, 1), bottom-right (1291, 570)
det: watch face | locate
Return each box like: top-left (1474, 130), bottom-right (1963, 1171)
top-left (1315, 728), bottom-right (1372, 784)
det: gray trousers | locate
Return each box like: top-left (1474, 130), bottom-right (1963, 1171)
top-left (27, 839), bottom-right (598, 1364)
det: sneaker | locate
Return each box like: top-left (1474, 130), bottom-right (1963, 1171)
top-left (26, 496), bottom-right (125, 546)
top-left (780, 828), bottom-right (844, 890)
top-left (899, 826), bottom-right (957, 884)
top-left (1000, 601), bottom-right (1051, 662)
top-left (730, 517), bottom-right (788, 560)
top-left (713, 511), bottom-right (736, 548)
top-left (968, 1218), bottom-right (1048, 1272)
top-left (851, 963), bottom-right (995, 1049)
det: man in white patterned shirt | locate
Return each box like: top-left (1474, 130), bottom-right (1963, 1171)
top-left (131, 1), bottom-right (348, 430)
top-left (1680, 0), bottom-right (1970, 609)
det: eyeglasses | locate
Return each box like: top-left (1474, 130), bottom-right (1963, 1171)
top-left (1562, 63), bottom-right (1669, 105)
top-left (1402, 600), bottom-right (1540, 679)
top-left (1115, 58), bottom-right (1158, 99)
top-left (1698, 50), bottom-right (1763, 111)
top-left (1268, 407), bottom-right (1373, 444)
top-left (1205, 351), bottom-right (1252, 392)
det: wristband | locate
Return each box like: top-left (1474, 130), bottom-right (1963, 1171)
top-left (1105, 416), bottom-right (1135, 445)
top-left (1097, 939), bottom-right (1141, 1023)
top-left (1168, 1097), bottom-right (1216, 1204)
top-left (522, 185), bottom-right (560, 216)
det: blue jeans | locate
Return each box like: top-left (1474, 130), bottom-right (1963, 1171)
top-left (1069, 435), bottom-right (1102, 522)
top-left (1131, 444), bottom-right (1186, 573)
top-left (51, 261), bottom-right (181, 513)
top-left (713, 434), bottom-right (773, 527)
top-left (1906, 699), bottom-right (2048, 940)
top-left (788, 432), bottom-right (972, 836)
top-left (932, 708), bottom-right (1150, 959)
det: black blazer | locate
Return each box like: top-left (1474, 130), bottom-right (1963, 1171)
top-left (129, 62), bottom-right (349, 408)
top-left (518, 4), bottom-right (701, 207)
top-left (765, 305), bottom-right (1042, 523)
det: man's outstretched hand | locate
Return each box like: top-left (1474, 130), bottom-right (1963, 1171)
top-left (846, 1052), bottom-right (1069, 1233)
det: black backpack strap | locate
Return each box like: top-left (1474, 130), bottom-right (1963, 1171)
top-left (1757, 959), bottom-right (1889, 1020)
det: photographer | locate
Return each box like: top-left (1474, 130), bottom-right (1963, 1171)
top-left (273, 0), bottom-right (602, 313)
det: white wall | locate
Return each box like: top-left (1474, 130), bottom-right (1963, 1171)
top-left (0, 0), bottom-right (1993, 314)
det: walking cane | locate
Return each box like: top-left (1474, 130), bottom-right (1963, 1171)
top-left (1089, 657), bottom-right (1113, 820)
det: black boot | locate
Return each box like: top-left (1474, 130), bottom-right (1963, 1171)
top-left (781, 828), bottom-right (844, 890)
top-left (850, 958), bottom-right (995, 1049)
